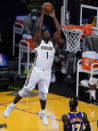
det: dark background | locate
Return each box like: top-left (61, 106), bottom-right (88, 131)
top-left (0, 0), bottom-right (28, 59)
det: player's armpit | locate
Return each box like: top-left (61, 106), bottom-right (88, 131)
top-left (83, 112), bottom-right (91, 131)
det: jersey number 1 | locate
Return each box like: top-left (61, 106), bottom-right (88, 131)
top-left (47, 52), bottom-right (48, 59)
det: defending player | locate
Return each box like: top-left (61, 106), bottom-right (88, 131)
top-left (62, 98), bottom-right (91, 131)
top-left (3, 5), bottom-right (61, 126)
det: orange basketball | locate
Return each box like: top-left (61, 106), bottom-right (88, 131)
top-left (43, 2), bottom-right (54, 13)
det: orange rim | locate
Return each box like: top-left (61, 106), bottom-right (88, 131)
top-left (62, 25), bottom-right (85, 31)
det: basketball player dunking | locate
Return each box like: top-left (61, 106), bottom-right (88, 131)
top-left (3, 5), bottom-right (61, 126)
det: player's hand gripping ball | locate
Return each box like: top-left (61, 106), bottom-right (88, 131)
top-left (43, 2), bottom-right (54, 14)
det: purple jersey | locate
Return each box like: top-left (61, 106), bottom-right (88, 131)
top-left (67, 112), bottom-right (83, 131)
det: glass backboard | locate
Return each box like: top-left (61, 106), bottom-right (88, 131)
top-left (80, 4), bottom-right (98, 31)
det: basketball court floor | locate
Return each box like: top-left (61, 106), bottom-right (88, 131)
top-left (0, 90), bottom-right (98, 131)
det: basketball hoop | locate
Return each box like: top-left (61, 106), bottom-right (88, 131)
top-left (62, 25), bottom-right (84, 53)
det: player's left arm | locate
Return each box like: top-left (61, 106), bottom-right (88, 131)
top-left (62, 114), bottom-right (69, 131)
top-left (34, 5), bottom-right (45, 47)
top-left (83, 112), bottom-right (91, 131)
top-left (47, 9), bottom-right (61, 46)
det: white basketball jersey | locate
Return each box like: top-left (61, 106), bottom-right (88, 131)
top-left (35, 40), bottom-right (55, 72)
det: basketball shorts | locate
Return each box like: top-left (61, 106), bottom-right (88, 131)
top-left (20, 66), bottom-right (51, 94)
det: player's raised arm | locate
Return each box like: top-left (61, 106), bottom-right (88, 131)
top-left (47, 9), bottom-right (61, 46)
top-left (34, 6), bottom-right (45, 47)
top-left (83, 112), bottom-right (91, 131)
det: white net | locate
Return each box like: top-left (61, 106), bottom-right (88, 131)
top-left (62, 28), bottom-right (83, 53)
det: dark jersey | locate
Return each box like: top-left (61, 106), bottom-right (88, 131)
top-left (67, 111), bottom-right (83, 131)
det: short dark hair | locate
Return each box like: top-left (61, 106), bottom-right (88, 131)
top-left (69, 98), bottom-right (78, 109)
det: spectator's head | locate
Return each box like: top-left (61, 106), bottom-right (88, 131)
top-left (58, 31), bottom-right (66, 46)
top-left (31, 9), bottom-right (38, 21)
top-left (69, 98), bottom-right (78, 111)
top-left (58, 38), bottom-right (65, 46)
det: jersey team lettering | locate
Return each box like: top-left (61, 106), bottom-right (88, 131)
top-left (41, 46), bottom-right (53, 50)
